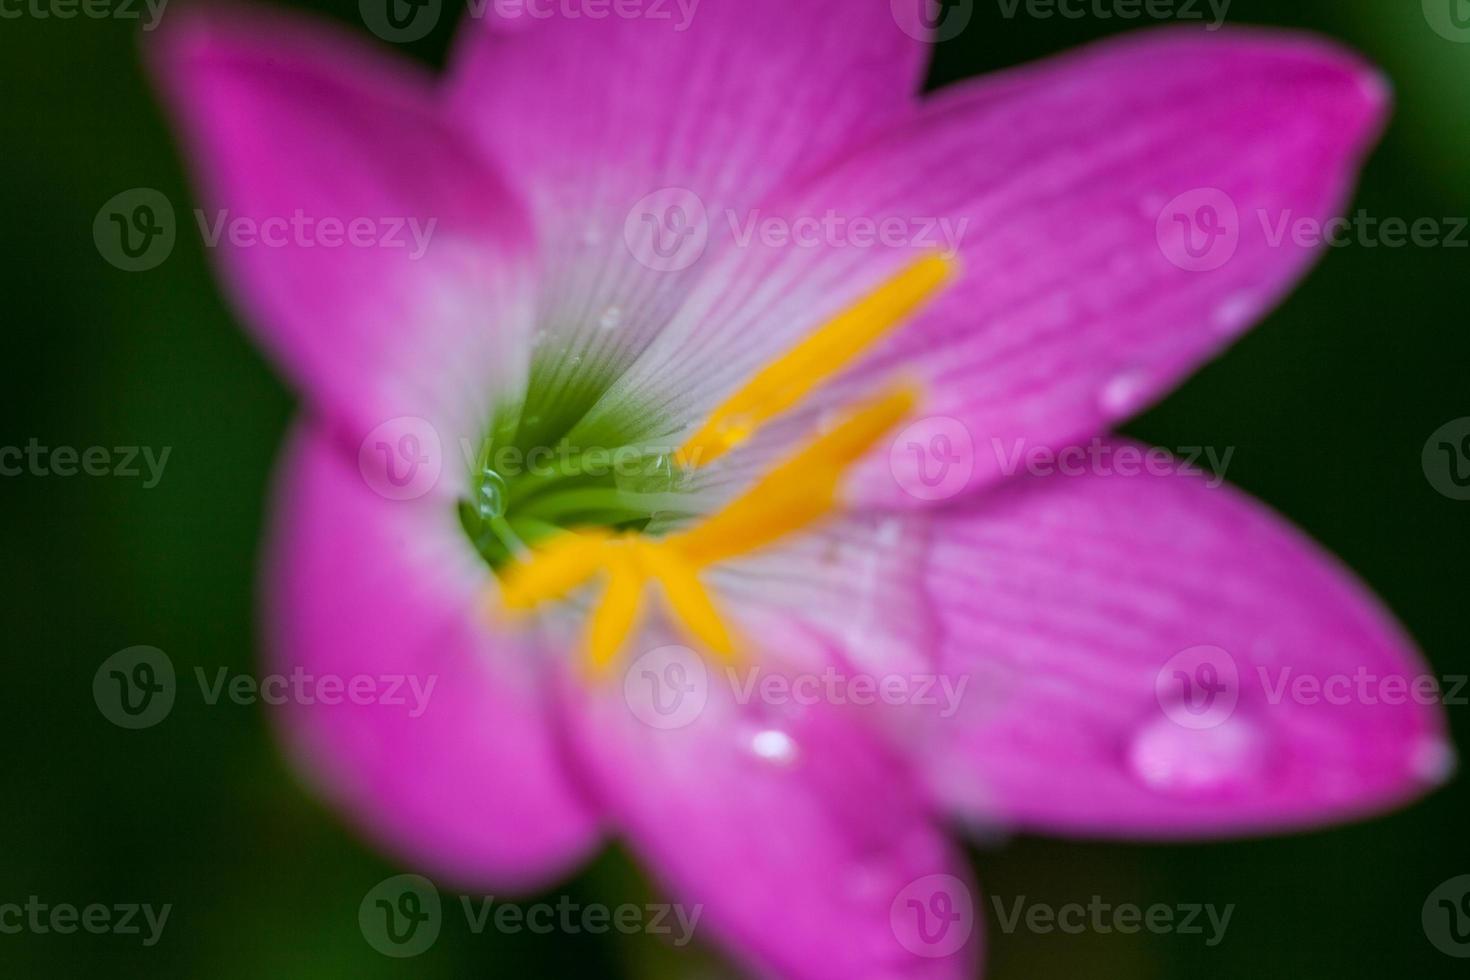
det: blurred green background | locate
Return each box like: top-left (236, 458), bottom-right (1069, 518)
top-left (1, 0), bottom-right (1467, 976)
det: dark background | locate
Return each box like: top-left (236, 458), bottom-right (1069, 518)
top-left (1, 0), bottom-right (1466, 975)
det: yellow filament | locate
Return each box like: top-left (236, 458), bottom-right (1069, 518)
top-left (676, 253), bottom-right (953, 469)
top-left (664, 386), bottom-right (917, 568)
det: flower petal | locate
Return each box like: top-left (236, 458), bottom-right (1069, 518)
top-left (563, 635), bottom-right (981, 978)
top-left (265, 422), bottom-right (600, 890)
top-left (919, 442), bottom-right (1452, 838)
top-left (151, 8), bottom-right (536, 464)
top-left (443, 0), bottom-right (932, 445)
top-left (590, 28), bottom-right (1389, 505)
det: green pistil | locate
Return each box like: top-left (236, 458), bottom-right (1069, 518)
top-left (459, 425), bottom-right (692, 570)
top-left (516, 488), bottom-right (688, 523)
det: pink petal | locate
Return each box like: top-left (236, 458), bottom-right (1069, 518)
top-left (920, 441), bottom-right (1452, 838)
top-left (265, 422), bottom-right (600, 890)
top-left (151, 8), bottom-right (535, 463)
top-left (448, 0), bottom-right (928, 210)
top-left (562, 638), bottom-right (981, 978)
top-left (442, 0), bottom-right (932, 438)
top-left (596, 29), bottom-right (1390, 504)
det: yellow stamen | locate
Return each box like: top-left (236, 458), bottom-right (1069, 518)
top-left (498, 527), bottom-right (613, 610)
top-left (498, 387), bottom-right (915, 670)
top-left (494, 252), bottom-right (956, 673)
top-left (677, 253), bottom-right (954, 469)
top-left (635, 541), bottom-right (736, 660)
top-left (666, 386), bottom-right (917, 567)
top-left (585, 546), bottom-right (645, 674)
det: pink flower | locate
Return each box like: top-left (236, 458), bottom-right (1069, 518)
top-left (153, 5), bottom-right (1451, 976)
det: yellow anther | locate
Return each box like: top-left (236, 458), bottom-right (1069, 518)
top-left (666, 385), bottom-right (918, 568)
top-left (677, 253), bottom-right (953, 469)
top-left (498, 527), bottom-right (613, 611)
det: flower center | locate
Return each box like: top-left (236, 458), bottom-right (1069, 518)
top-left (478, 253), bottom-right (955, 671)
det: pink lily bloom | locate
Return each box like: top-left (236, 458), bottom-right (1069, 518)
top-left (153, 3), bottom-right (1451, 976)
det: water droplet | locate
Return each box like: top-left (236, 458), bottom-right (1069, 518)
top-left (750, 729), bottom-right (798, 766)
top-left (1126, 715), bottom-right (1268, 797)
top-left (598, 306), bottom-right (623, 330)
top-left (477, 468), bottom-right (508, 520)
top-left (875, 518), bottom-right (902, 548)
top-left (1098, 368), bottom-right (1152, 417)
top-left (615, 451), bottom-right (676, 494)
top-left (1410, 737), bottom-right (1457, 786)
top-left (1211, 291), bottom-right (1257, 335)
